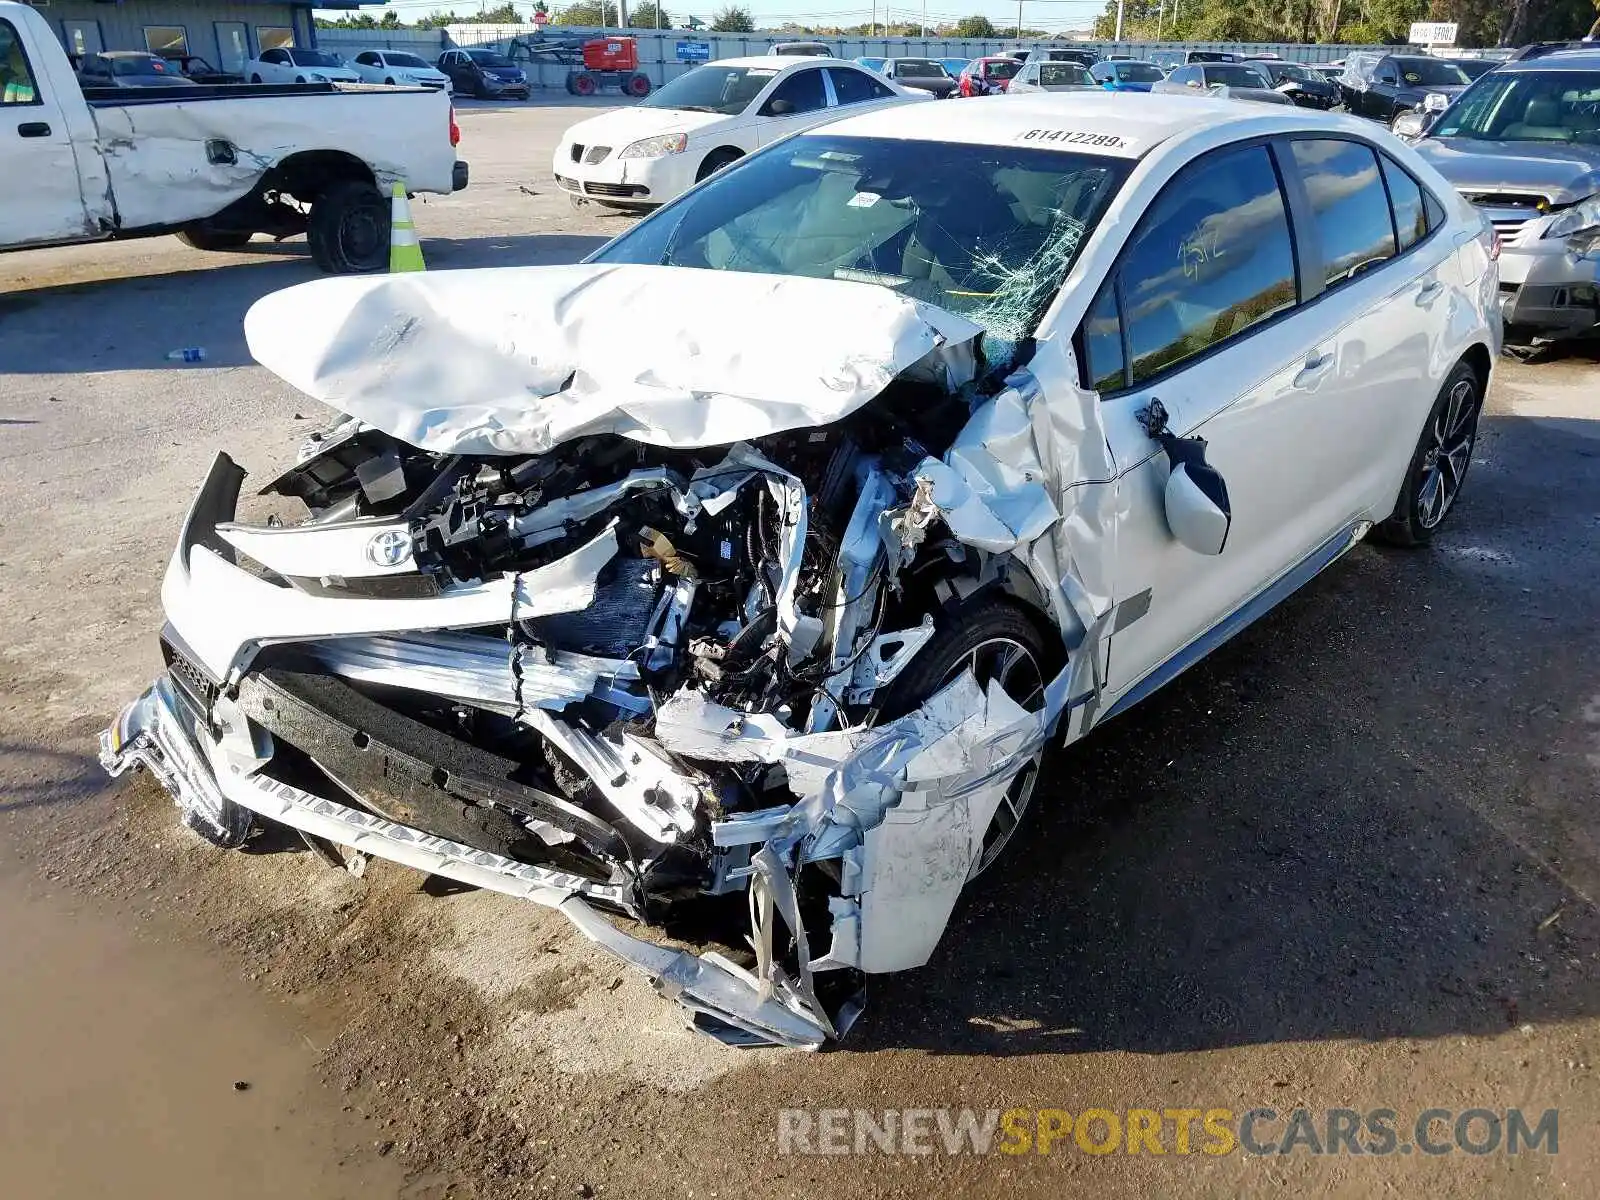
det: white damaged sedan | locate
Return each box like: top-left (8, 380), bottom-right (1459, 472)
top-left (552, 55), bottom-right (922, 211)
top-left (105, 94), bottom-right (1499, 1049)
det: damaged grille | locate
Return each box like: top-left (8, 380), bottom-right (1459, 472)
top-left (162, 638), bottom-right (217, 717)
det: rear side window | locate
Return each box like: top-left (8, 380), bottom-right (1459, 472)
top-left (1289, 139), bottom-right (1397, 287)
top-left (1118, 144), bottom-right (1298, 385)
top-left (827, 67), bottom-right (891, 104)
top-left (1379, 154), bottom-right (1428, 250)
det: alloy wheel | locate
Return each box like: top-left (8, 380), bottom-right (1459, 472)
top-left (1416, 376), bottom-right (1479, 529)
top-left (936, 636), bottom-right (1046, 881)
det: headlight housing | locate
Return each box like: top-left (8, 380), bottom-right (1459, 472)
top-left (1543, 195), bottom-right (1600, 240)
top-left (620, 132), bottom-right (689, 160)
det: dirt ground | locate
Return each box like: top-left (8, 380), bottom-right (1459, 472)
top-left (1, 98), bottom-right (1597, 1199)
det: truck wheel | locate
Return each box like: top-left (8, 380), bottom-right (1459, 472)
top-left (572, 72), bottom-right (597, 96)
top-left (307, 179), bottom-right (390, 274)
top-left (176, 227), bottom-right (253, 252)
top-left (625, 72), bottom-right (651, 97)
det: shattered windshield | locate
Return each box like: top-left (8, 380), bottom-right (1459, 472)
top-left (592, 134), bottom-right (1127, 359)
top-left (1430, 70), bottom-right (1600, 142)
top-left (639, 64), bottom-right (779, 114)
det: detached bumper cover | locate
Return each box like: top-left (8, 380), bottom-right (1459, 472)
top-left (1495, 236), bottom-right (1600, 337)
top-left (100, 677), bottom-right (831, 1050)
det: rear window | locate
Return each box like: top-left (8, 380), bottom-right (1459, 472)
top-left (894, 60), bottom-right (947, 79)
top-left (1208, 64), bottom-right (1269, 88)
top-left (986, 59), bottom-right (1020, 80)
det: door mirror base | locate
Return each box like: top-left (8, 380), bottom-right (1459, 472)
top-left (1138, 400), bottom-right (1233, 556)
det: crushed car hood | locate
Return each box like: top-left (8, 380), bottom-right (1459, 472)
top-left (243, 264), bottom-right (982, 455)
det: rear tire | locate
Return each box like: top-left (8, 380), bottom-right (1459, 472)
top-left (695, 147), bottom-right (742, 182)
top-left (1372, 359), bottom-right (1484, 547)
top-left (625, 72), bottom-right (651, 97)
top-left (875, 600), bottom-right (1053, 883)
top-left (176, 227), bottom-right (253, 252)
top-left (571, 72), bottom-right (597, 96)
top-left (306, 179), bottom-right (390, 274)
top-left (250, 73), bottom-right (261, 83)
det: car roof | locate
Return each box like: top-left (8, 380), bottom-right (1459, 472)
top-left (101, 50), bottom-right (163, 58)
top-left (814, 91), bottom-right (1358, 159)
top-left (1499, 49), bottom-right (1600, 70)
top-left (703, 55), bottom-right (854, 69)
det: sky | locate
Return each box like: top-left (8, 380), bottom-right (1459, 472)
top-left (320, 0), bottom-right (1102, 34)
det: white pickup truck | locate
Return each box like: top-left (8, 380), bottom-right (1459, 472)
top-left (0, 1), bottom-right (467, 272)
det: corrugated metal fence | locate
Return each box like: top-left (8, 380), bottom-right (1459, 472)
top-left (317, 25), bottom-right (1387, 90)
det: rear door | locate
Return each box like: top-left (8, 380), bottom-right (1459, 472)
top-left (1083, 141), bottom-right (1361, 710)
top-left (0, 15), bottom-right (93, 247)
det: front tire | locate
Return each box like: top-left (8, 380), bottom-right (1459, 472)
top-left (306, 179), bottom-right (390, 274)
top-left (695, 148), bottom-right (742, 182)
top-left (875, 601), bottom-right (1052, 882)
top-left (1373, 359), bottom-right (1484, 546)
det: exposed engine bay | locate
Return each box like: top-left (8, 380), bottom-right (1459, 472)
top-left (103, 265), bottom-right (1124, 1048)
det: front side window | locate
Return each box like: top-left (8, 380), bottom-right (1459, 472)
top-left (387, 53), bottom-right (430, 69)
top-left (1169, 66), bottom-right (1197, 86)
top-left (1119, 144), bottom-right (1298, 385)
top-left (1079, 281), bottom-right (1125, 393)
top-left (641, 64), bottom-right (779, 115)
top-left (762, 68), bottom-right (826, 115)
top-left (594, 134), bottom-right (1127, 364)
top-left (1289, 139), bottom-right (1396, 287)
top-left (0, 19), bottom-right (38, 104)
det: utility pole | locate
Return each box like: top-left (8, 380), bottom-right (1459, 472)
top-left (1016, 0), bottom-right (1022, 39)
top-left (1157, 1), bottom-right (1164, 40)
top-left (1114, 0), bottom-right (1124, 42)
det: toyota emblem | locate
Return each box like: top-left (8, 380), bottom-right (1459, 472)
top-left (365, 530), bottom-right (412, 568)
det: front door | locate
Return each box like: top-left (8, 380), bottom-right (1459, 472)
top-left (755, 67), bottom-right (829, 145)
top-left (0, 16), bottom-right (93, 247)
top-left (1083, 141), bottom-right (1353, 711)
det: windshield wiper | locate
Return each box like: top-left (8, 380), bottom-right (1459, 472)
top-left (672, 104), bottom-right (719, 113)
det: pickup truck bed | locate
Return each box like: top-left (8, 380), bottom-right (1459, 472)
top-left (1, 0), bottom-right (467, 272)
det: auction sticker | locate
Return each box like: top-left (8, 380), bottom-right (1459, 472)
top-left (1019, 128), bottom-right (1130, 149)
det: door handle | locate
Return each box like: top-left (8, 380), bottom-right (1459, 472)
top-left (17, 122), bottom-right (52, 138)
top-left (1415, 279), bottom-right (1444, 305)
top-left (1293, 349), bottom-right (1334, 388)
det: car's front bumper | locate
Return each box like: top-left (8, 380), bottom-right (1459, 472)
top-left (1497, 239), bottom-right (1600, 337)
top-left (101, 673), bottom-right (832, 1049)
top-left (551, 141), bottom-right (697, 205)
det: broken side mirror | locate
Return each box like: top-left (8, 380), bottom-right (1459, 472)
top-left (1138, 400), bottom-right (1232, 556)
top-left (1422, 90), bottom-right (1450, 114)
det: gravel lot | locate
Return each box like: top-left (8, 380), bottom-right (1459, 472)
top-left (1, 97), bottom-right (1597, 1199)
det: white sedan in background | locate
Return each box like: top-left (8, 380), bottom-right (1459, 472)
top-left (553, 55), bottom-right (924, 210)
top-left (348, 49), bottom-right (451, 90)
top-left (246, 47), bottom-right (360, 84)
